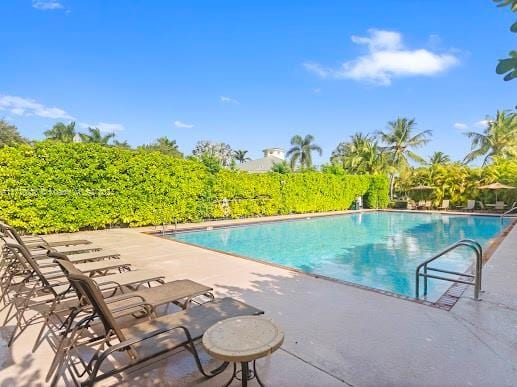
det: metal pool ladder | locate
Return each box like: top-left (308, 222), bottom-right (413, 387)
top-left (415, 239), bottom-right (483, 301)
top-left (501, 204), bottom-right (517, 221)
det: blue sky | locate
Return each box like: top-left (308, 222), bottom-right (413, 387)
top-left (0, 0), bottom-right (515, 165)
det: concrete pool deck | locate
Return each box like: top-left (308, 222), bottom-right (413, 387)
top-left (0, 212), bottom-right (516, 386)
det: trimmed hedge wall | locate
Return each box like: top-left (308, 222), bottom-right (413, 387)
top-left (0, 142), bottom-right (389, 233)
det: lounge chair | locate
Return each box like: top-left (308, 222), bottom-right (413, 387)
top-left (437, 199), bottom-right (450, 211)
top-left (495, 201), bottom-right (505, 211)
top-left (416, 200), bottom-right (426, 210)
top-left (462, 200), bottom-right (476, 211)
top-left (0, 222), bottom-right (91, 248)
top-left (1, 242), bottom-right (214, 353)
top-left (0, 239), bottom-right (132, 309)
top-left (50, 267), bottom-right (262, 386)
top-left (425, 200), bottom-right (432, 210)
top-left (40, 249), bottom-right (121, 264)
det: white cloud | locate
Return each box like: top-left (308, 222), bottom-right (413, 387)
top-left (304, 29), bottom-right (459, 86)
top-left (174, 120), bottom-right (194, 129)
top-left (453, 122), bottom-right (468, 130)
top-left (475, 119), bottom-right (489, 128)
top-left (0, 94), bottom-right (73, 120)
top-left (32, 0), bottom-right (64, 10)
top-left (220, 96), bottom-right (239, 104)
top-left (78, 122), bottom-right (124, 132)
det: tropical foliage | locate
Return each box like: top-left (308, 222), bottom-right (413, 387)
top-left (271, 160), bottom-right (290, 174)
top-left (44, 121), bottom-right (77, 142)
top-left (113, 140), bottom-right (131, 149)
top-left (428, 151), bottom-right (451, 165)
top-left (233, 149), bottom-right (251, 163)
top-left (463, 110), bottom-right (517, 165)
top-left (399, 158), bottom-right (517, 206)
top-left (139, 136), bottom-right (183, 157)
top-left (0, 120), bottom-right (27, 147)
top-left (79, 127), bottom-right (115, 144)
top-left (192, 140), bottom-right (233, 167)
top-left (0, 142), bottom-right (388, 233)
top-left (331, 133), bottom-right (388, 174)
top-left (376, 118), bottom-right (432, 198)
top-left (286, 134), bottom-right (322, 170)
top-left (494, 0), bottom-right (517, 81)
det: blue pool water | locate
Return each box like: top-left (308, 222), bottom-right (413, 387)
top-left (167, 212), bottom-right (511, 301)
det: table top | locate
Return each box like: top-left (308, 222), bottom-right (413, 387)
top-left (202, 316), bottom-right (284, 362)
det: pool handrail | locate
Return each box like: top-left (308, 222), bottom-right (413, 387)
top-left (415, 239), bottom-right (483, 301)
top-left (501, 204), bottom-right (517, 220)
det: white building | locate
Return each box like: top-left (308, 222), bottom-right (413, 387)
top-left (237, 147), bottom-right (285, 173)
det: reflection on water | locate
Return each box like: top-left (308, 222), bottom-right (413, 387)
top-left (170, 213), bottom-right (510, 301)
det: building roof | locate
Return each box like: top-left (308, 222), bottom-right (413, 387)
top-left (237, 156), bottom-right (284, 173)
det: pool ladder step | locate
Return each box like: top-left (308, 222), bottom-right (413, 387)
top-left (415, 239), bottom-right (483, 301)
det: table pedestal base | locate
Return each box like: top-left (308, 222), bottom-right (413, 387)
top-left (224, 361), bottom-right (264, 387)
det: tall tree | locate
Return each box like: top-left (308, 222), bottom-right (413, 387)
top-left (140, 137), bottom-right (183, 157)
top-left (494, 0), bottom-right (517, 81)
top-left (79, 127), bottom-right (115, 144)
top-left (376, 117), bottom-right (432, 198)
top-left (113, 140), bottom-right (132, 149)
top-left (233, 149), bottom-right (251, 163)
top-left (428, 151), bottom-right (451, 166)
top-left (331, 133), bottom-right (387, 174)
top-left (286, 134), bottom-right (322, 170)
top-left (463, 110), bottom-right (517, 165)
top-left (192, 141), bottom-right (233, 167)
top-left (44, 121), bottom-right (76, 142)
top-left (0, 120), bottom-right (27, 147)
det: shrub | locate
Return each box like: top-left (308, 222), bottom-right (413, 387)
top-left (399, 158), bottom-right (517, 206)
top-left (0, 142), bottom-right (389, 233)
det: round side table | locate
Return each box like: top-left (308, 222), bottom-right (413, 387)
top-left (202, 315), bottom-right (284, 387)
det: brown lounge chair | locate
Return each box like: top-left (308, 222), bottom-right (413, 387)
top-left (51, 265), bottom-right (263, 386)
top-left (6, 239), bottom-right (131, 276)
top-left (0, 241), bottom-right (162, 307)
top-left (2, 243), bottom-right (213, 353)
top-left (0, 222), bottom-right (91, 248)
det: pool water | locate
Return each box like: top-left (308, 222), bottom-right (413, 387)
top-left (167, 212), bottom-right (510, 301)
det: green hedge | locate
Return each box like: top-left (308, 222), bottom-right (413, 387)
top-left (0, 142), bottom-right (389, 233)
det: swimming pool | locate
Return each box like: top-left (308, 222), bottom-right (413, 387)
top-left (166, 212), bottom-right (511, 301)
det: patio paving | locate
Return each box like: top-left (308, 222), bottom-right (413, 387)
top-left (0, 213), bottom-right (516, 386)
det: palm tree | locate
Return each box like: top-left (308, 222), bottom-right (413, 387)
top-left (44, 121), bottom-right (77, 142)
top-left (331, 133), bottom-right (388, 174)
top-left (428, 151), bottom-right (451, 166)
top-left (113, 140), bottom-right (131, 149)
top-left (79, 127), bottom-right (115, 144)
top-left (286, 134), bottom-right (322, 170)
top-left (271, 160), bottom-right (290, 173)
top-left (233, 149), bottom-right (251, 163)
top-left (463, 110), bottom-right (517, 165)
top-left (376, 117), bottom-right (432, 198)
top-left (139, 137), bottom-right (183, 157)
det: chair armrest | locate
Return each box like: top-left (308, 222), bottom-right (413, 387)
top-left (97, 324), bottom-right (194, 363)
top-left (109, 301), bottom-right (154, 316)
top-left (105, 293), bottom-right (146, 304)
